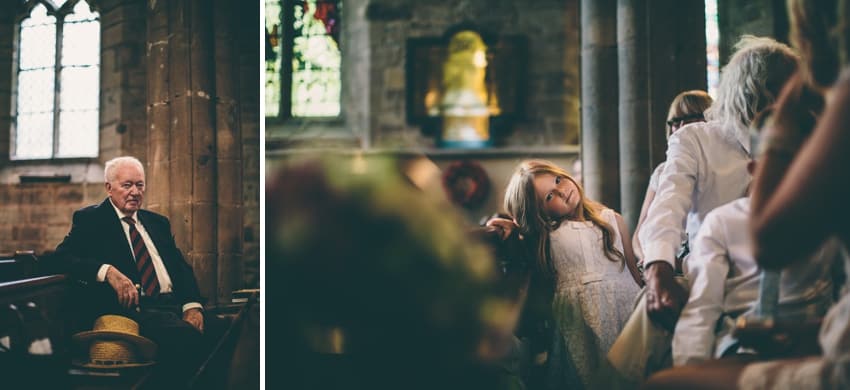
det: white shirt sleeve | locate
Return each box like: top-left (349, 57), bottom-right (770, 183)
top-left (97, 264), bottom-right (111, 282)
top-left (672, 212), bottom-right (728, 366)
top-left (648, 163), bottom-right (664, 193)
top-left (639, 129), bottom-right (700, 268)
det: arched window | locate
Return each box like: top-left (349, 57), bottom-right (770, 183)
top-left (11, 0), bottom-right (100, 160)
top-left (265, 0), bottom-right (342, 119)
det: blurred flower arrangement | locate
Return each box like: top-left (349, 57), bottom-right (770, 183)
top-left (442, 160), bottom-right (491, 209)
top-left (267, 155), bottom-right (520, 387)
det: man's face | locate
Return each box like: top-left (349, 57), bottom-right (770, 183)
top-left (106, 164), bottom-right (145, 215)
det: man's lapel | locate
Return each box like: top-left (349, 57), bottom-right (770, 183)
top-left (96, 198), bottom-right (137, 270)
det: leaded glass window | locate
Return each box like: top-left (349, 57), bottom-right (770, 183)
top-left (12, 0), bottom-right (100, 160)
top-left (265, 0), bottom-right (341, 119)
top-left (265, 0), bottom-right (282, 118)
top-left (705, 0), bottom-right (720, 98)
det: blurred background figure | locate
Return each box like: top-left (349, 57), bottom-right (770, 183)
top-left (266, 155), bottom-right (527, 390)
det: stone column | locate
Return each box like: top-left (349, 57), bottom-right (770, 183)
top-left (343, 0), bottom-right (371, 148)
top-left (99, 0), bottom-right (148, 161)
top-left (0, 8), bottom-right (15, 163)
top-left (617, 0), bottom-right (650, 229)
top-left (647, 1), bottom-right (707, 168)
top-left (580, 0), bottom-right (620, 209)
top-left (238, 1), bottom-right (261, 290)
top-left (146, 0), bottom-right (218, 305)
top-left (213, 0), bottom-right (243, 304)
top-left (146, 2), bottom-right (172, 218)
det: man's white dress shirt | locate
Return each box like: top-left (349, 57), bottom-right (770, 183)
top-left (639, 120), bottom-right (752, 269)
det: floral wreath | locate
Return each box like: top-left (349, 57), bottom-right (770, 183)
top-left (442, 160), bottom-right (490, 209)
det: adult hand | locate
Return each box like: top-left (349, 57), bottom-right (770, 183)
top-left (486, 217), bottom-right (518, 240)
top-left (105, 267), bottom-right (138, 310)
top-left (644, 261), bottom-right (687, 331)
top-left (183, 308), bottom-right (204, 333)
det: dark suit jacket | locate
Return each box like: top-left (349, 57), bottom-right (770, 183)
top-left (53, 198), bottom-right (202, 320)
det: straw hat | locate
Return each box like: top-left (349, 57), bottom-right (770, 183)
top-left (72, 315), bottom-right (157, 369)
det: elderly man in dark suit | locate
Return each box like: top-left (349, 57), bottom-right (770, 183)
top-left (54, 156), bottom-right (206, 384)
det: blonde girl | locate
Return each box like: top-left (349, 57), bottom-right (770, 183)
top-left (489, 159), bottom-right (641, 387)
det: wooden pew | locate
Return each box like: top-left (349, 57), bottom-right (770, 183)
top-left (0, 262), bottom-right (262, 389)
top-left (0, 274), bottom-right (70, 388)
top-left (0, 251), bottom-right (39, 283)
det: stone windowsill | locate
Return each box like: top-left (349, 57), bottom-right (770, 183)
top-left (265, 119), bottom-right (580, 158)
top-left (0, 159), bottom-right (103, 185)
top-left (266, 145), bottom-right (580, 159)
top-left (266, 118), bottom-right (361, 149)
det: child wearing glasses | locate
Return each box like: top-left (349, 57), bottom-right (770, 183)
top-left (633, 90), bottom-right (714, 268)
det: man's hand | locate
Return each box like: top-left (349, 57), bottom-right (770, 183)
top-left (105, 267), bottom-right (138, 310)
top-left (644, 261), bottom-right (687, 331)
top-left (183, 308), bottom-right (204, 333)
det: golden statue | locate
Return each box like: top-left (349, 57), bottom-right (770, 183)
top-left (434, 31), bottom-right (496, 147)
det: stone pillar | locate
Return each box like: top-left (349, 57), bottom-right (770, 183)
top-left (213, 0), bottom-right (243, 304)
top-left (99, 0), bottom-right (148, 161)
top-left (0, 8), bottom-right (14, 163)
top-left (647, 1), bottom-right (707, 168)
top-left (343, 0), bottom-right (371, 148)
top-left (146, 0), bottom-right (218, 305)
top-left (617, 0), bottom-right (650, 229)
top-left (580, 0), bottom-right (620, 209)
top-left (238, 1), bottom-right (261, 289)
top-left (146, 2), bottom-right (172, 218)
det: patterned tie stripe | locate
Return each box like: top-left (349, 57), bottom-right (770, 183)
top-left (122, 217), bottom-right (160, 297)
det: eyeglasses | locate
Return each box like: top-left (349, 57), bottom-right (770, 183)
top-left (666, 113), bottom-right (705, 127)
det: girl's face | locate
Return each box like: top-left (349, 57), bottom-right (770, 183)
top-left (533, 173), bottom-right (580, 220)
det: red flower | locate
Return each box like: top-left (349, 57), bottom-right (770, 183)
top-left (442, 160), bottom-right (491, 209)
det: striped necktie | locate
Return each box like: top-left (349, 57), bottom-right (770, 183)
top-left (122, 217), bottom-right (160, 297)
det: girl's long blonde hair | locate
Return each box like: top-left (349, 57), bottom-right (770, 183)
top-left (503, 160), bottom-right (624, 279)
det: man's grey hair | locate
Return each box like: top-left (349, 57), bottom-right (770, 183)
top-left (706, 35), bottom-right (799, 138)
top-left (104, 156), bottom-right (145, 183)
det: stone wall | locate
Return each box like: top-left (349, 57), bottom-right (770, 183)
top-left (267, 0), bottom-right (797, 229)
top-left (239, 1), bottom-right (261, 288)
top-left (0, 183), bottom-right (104, 254)
top-left (99, 0), bottom-right (149, 161)
top-left (366, 0), bottom-right (580, 148)
top-left (0, 0), bottom-right (150, 253)
top-left (0, 0), bottom-right (260, 298)
top-left (0, 9), bottom-right (12, 165)
top-left (268, 0), bottom-right (581, 150)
